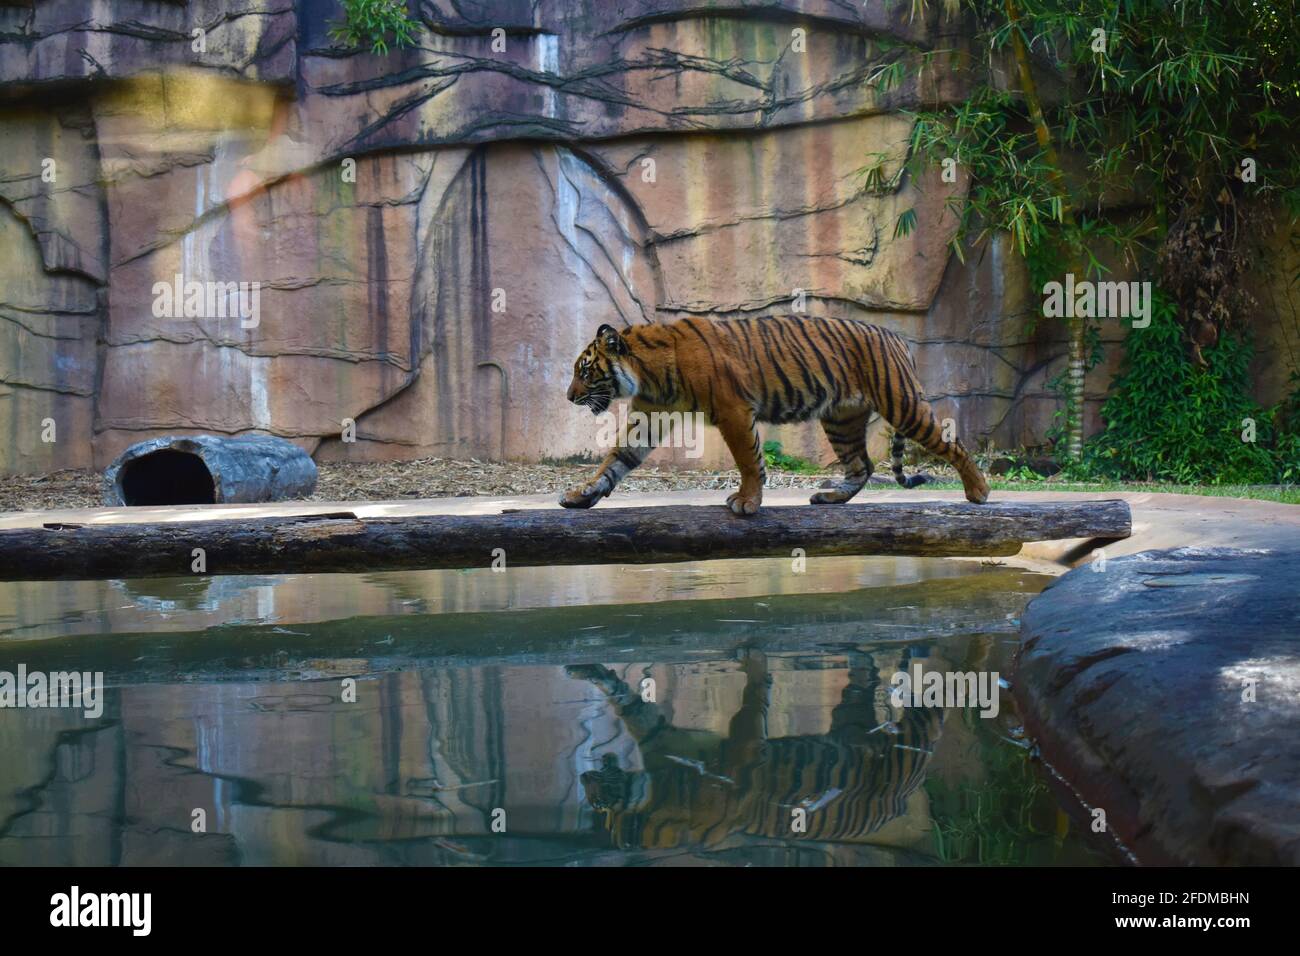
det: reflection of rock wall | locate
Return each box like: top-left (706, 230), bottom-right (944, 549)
top-left (1, 1), bottom-right (1292, 474)
top-left (0, 658), bottom-right (939, 864)
top-left (0, 560), bottom-right (1034, 863)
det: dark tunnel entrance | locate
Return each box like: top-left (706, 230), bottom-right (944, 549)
top-left (118, 449), bottom-right (217, 506)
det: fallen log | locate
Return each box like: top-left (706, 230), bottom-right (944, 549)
top-left (0, 500), bottom-right (1130, 581)
top-left (102, 434), bottom-right (318, 506)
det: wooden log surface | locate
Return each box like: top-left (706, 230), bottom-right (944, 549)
top-left (0, 500), bottom-right (1131, 581)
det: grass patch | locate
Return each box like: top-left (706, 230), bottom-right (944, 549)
top-left (930, 477), bottom-right (1300, 505)
top-left (762, 440), bottom-right (822, 474)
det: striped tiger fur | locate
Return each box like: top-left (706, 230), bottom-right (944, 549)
top-left (561, 316), bottom-right (990, 514)
top-left (567, 650), bottom-right (942, 850)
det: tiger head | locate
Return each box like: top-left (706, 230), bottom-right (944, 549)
top-left (567, 324), bottom-right (634, 415)
top-left (579, 752), bottom-right (650, 814)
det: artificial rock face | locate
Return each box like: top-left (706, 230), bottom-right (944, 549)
top-left (0, 0), bottom-right (1138, 474)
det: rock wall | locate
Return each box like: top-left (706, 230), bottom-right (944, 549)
top-left (1, 0), bottom-right (1291, 476)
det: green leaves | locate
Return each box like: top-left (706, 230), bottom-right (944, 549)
top-left (762, 441), bottom-right (822, 474)
top-left (328, 0), bottom-right (420, 55)
top-left (901, 0), bottom-right (1300, 263)
top-left (1076, 292), bottom-right (1283, 484)
top-left (897, 0), bottom-right (1298, 472)
top-left (894, 207), bottom-right (918, 239)
top-left (855, 151), bottom-right (904, 194)
top-left (907, 92), bottom-right (1078, 262)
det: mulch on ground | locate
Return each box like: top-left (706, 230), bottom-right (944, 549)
top-left (2, 469), bottom-right (106, 514)
top-left (1, 450), bottom-right (976, 513)
top-left (0, 458), bottom-right (845, 513)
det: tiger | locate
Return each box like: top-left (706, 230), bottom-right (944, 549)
top-left (566, 649), bottom-right (943, 850)
top-left (561, 315), bottom-right (990, 515)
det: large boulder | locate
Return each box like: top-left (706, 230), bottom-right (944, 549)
top-left (1014, 547), bottom-right (1300, 865)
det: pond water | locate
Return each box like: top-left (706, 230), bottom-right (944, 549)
top-left (0, 557), bottom-right (1116, 866)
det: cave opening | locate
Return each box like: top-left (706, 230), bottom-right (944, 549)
top-left (118, 449), bottom-right (217, 506)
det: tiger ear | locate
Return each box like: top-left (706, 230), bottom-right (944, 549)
top-left (597, 324), bottom-right (628, 355)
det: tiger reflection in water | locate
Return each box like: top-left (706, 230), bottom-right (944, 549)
top-left (566, 649), bottom-right (943, 849)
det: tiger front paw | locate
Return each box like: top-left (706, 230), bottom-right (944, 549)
top-left (560, 481), bottom-right (608, 509)
top-left (726, 490), bottom-right (762, 516)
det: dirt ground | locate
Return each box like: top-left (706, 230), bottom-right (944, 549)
top-left (0, 457), bottom-right (867, 513)
top-left (305, 457), bottom-right (842, 502)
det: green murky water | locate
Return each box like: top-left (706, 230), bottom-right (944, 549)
top-left (0, 557), bottom-right (1115, 866)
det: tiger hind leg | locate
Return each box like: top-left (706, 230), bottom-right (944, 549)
top-left (810, 408), bottom-right (873, 505)
top-left (894, 401), bottom-right (989, 504)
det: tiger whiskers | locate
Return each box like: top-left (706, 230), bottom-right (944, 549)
top-left (580, 388), bottom-right (614, 414)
